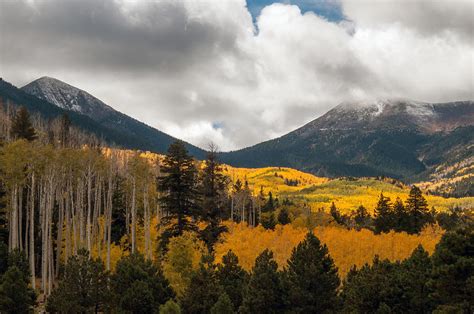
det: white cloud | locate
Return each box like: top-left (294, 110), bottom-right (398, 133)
top-left (0, 0), bottom-right (472, 151)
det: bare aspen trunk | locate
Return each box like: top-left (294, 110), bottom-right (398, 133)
top-left (30, 173), bottom-right (36, 289)
top-left (87, 166), bottom-right (92, 252)
top-left (131, 177), bottom-right (136, 253)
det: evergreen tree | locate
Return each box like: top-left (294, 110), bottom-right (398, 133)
top-left (46, 249), bottom-right (110, 313)
top-left (263, 191), bottom-right (275, 213)
top-left (111, 175), bottom-right (127, 244)
top-left (199, 147), bottom-right (229, 250)
top-left (341, 256), bottom-right (404, 313)
top-left (211, 292), bottom-right (234, 314)
top-left (261, 212), bottom-right (277, 230)
top-left (111, 253), bottom-right (174, 313)
top-left (180, 255), bottom-right (222, 314)
top-left (6, 249), bottom-right (29, 282)
top-left (233, 179), bottom-right (242, 193)
top-left (373, 193), bottom-right (393, 234)
top-left (400, 245), bottom-right (434, 313)
top-left (159, 299), bottom-right (181, 314)
top-left (353, 205), bottom-right (372, 230)
top-left (406, 186), bottom-right (430, 234)
top-left (0, 242), bottom-right (7, 275)
top-left (430, 225), bottom-right (474, 312)
top-left (216, 250), bottom-right (248, 311)
top-left (240, 249), bottom-right (285, 313)
top-left (330, 202), bottom-right (343, 225)
top-left (158, 141), bottom-right (200, 250)
top-left (10, 106), bottom-right (37, 141)
top-left (277, 207), bottom-right (291, 225)
top-left (59, 112), bottom-right (71, 147)
top-left (0, 266), bottom-right (36, 313)
top-left (393, 197), bottom-right (409, 232)
top-left (283, 232), bottom-right (340, 313)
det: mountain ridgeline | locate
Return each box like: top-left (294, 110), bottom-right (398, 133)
top-left (220, 100), bottom-right (474, 183)
top-left (0, 77), bottom-right (205, 158)
top-left (1, 76), bottom-right (473, 186)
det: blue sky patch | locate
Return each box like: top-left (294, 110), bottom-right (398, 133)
top-left (247, 0), bottom-right (345, 22)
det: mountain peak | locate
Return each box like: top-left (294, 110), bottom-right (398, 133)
top-left (22, 76), bottom-right (114, 116)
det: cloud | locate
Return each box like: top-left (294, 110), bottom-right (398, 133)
top-left (0, 0), bottom-right (472, 151)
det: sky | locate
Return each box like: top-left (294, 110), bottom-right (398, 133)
top-left (0, 0), bottom-right (473, 151)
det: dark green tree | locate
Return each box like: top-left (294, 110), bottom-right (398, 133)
top-left (158, 141), bottom-right (200, 250)
top-left (159, 299), bottom-right (181, 314)
top-left (405, 186), bottom-right (430, 234)
top-left (392, 197), bottom-right (409, 232)
top-left (261, 212), bottom-right (277, 230)
top-left (199, 147), bottom-right (229, 250)
top-left (111, 253), bottom-right (174, 313)
top-left (46, 249), bottom-right (110, 313)
top-left (283, 232), bottom-right (340, 312)
top-left (341, 256), bottom-right (403, 313)
top-left (240, 249), bottom-right (285, 313)
top-left (216, 250), bottom-right (248, 311)
top-left (277, 207), bottom-right (291, 225)
top-left (10, 106), bottom-right (37, 141)
top-left (211, 292), bottom-right (234, 314)
top-left (59, 112), bottom-right (71, 147)
top-left (0, 266), bottom-right (36, 313)
top-left (400, 245), bottom-right (434, 313)
top-left (263, 191), bottom-right (275, 213)
top-left (180, 255), bottom-right (222, 314)
top-left (430, 225), bottom-right (474, 312)
top-left (373, 193), bottom-right (393, 234)
top-left (353, 205), bottom-right (372, 230)
top-left (111, 175), bottom-right (128, 244)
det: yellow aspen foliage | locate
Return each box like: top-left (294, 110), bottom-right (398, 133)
top-left (162, 232), bottom-right (207, 296)
top-left (214, 223), bottom-right (443, 277)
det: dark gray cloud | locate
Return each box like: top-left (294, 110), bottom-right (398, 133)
top-left (1, 0), bottom-right (472, 150)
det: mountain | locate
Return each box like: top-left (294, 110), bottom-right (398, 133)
top-left (220, 99), bottom-right (474, 184)
top-left (19, 77), bottom-right (206, 158)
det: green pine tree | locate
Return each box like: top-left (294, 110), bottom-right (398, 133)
top-left (354, 205), bottom-right (372, 230)
top-left (158, 141), bottom-right (200, 250)
top-left (430, 226), bottom-right (474, 312)
top-left (0, 266), bottom-right (36, 313)
top-left (393, 197), bottom-right (409, 232)
top-left (46, 249), bottom-right (110, 313)
top-left (277, 207), bottom-right (291, 225)
top-left (405, 186), bottom-right (430, 234)
top-left (180, 255), bottom-right (222, 314)
top-left (216, 250), bottom-right (248, 311)
top-left (373, 193), bottom-right (393, 234)
top-left (199, 147), bottom-right (229, 250)
top-left (111, 252), bottom-right (174, 313)
top-left (159, 299), bottom-right (181, 314)
top-left (283, 232), bottom-right (341, 312)
top-left (211, 292), bottom-right (234, 314)
top-left (240, 249), bottom-right (285, 313)
top-left (10, 106), bottom-right (37, 141)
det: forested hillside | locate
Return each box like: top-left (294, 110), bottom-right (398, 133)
top-left (0, 105), bottom-right (472, 313)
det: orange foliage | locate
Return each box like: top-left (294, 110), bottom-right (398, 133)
top-left (214, 222), bottom-right (443, 277)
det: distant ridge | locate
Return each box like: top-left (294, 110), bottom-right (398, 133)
top-left (21, 77), bottom-right (206, 158)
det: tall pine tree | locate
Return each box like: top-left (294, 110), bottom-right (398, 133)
top-left (240, 249), bottom-right (285, 313)
top-left (10, 106), bottom-right (37, 141)
top-left (373, 193), bottom-right (393, 234)
top-left (199, 146), bottom-right (229, 250)
top-left (158, 141), bottom-right (200, 250)
top-left (405, 186), bottom-right (430, 234)
top-left (283, 232), bottom-right (341, 312)
top-left (216, 250), bottom-right (248, 311)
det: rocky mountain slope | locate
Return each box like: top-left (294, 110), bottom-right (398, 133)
top-left (21, 77), bottom-right (206, 158)
top-left (220, 99), bottom-right (474, 187)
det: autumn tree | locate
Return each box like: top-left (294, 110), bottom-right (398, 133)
top-left (216, 250), bottom-right (248, 311)
top-left (46, 249), bottom-right (110, 313)
top-left (111, 253), bottom-right (174, 313)
top-left (240, 249), bottom-right (285, 313)
top-left (10, 107), bottom-right (37, 141)
top-left (158, 141), bottom-right (200, 250)
top-left (283, 232), bottom-right (341, 312)
top-left (199, 146), bottom-right (229, 250)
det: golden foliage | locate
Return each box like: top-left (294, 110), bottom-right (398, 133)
top-left (214, 222), bottom-right (443, 277)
